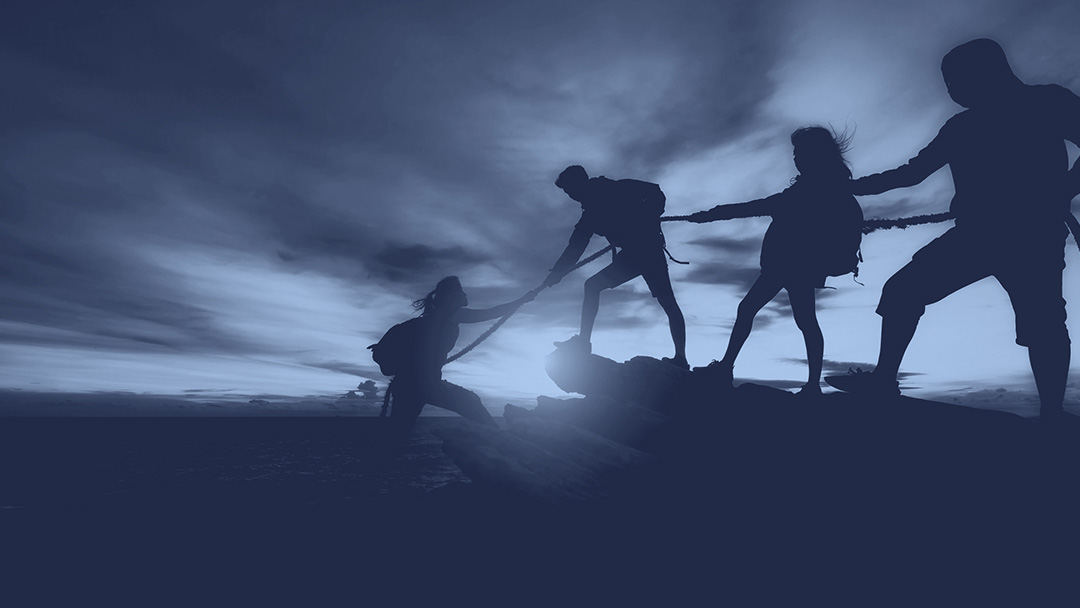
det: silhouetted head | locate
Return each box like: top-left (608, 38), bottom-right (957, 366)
top-left (413, 276), bottom-right (468, 316)
top-left (790, 126), bottom-right (852, 181)
top-left (555, 165), bottom-right (590, 202)
top-left (941, 38), bottom-right (1021, 108)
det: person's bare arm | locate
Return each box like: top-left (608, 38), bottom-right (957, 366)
top-left (544, 222), bottom-right (592, 286)
top-left (852, 124), bottom-right (951, 195)
top-left (685, 191), bottom-right (783, 223)
top-left (456, 289), bottom-right (539, 324)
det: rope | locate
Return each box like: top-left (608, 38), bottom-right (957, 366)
top-left (661, 211), bottom-right (956, 233)
top-left (660, 215), bottom-right (715, 222)
top-left (440, 209), bottom-right (1080, 367)
top-left (666, 210), bottom-right (1080, 249)
top-left (443, 245), bottom-right (615, 365)
top-left (443, 288), bottom-right (540, 365)
top-left (440, 209), bottom-right (951, 367)
top-left (860, 212), bottom-right (954, 234)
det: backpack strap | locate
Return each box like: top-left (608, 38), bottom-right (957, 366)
top-left (660, 227), bottom-right (689, 264)
top-left (664, 245), bottom-right (689, 265)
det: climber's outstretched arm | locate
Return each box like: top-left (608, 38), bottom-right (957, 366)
top-left (544, 223), bottom-right (592, 286)
top-left (852, 128), bottom-right (949, 196)
top-left (684, 193), bottom-right (781, 223)
top-left (456, 290), bottom-right (537, 324)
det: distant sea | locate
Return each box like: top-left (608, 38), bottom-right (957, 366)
top-left (0, 417), bottom-right (471, 512)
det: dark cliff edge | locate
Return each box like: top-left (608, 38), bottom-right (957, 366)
top-left (430, 349), bottom-right (1080, 603)
top-left (3, 354), bottom-right (1078, 603)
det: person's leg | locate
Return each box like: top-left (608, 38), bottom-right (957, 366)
top-left (787, 285), bottom-right (823, 391)
top-left (830, 230), bottom-right (989, 395)
top-left (579, 274), bottom-right (607, 344)
top-left (638, 253), bottom-right (687, 364)
top-left (431, 380), bottom-right (497, 427)
top-left (1029, 342), bottom-right (1070, 417)
top-left (871, 261), bottom-right (940, 384)
top-left (826, 274), bottom-right (921, 395)
top-left (384, 380), bottom-right (426, 450)
top-left (577, 254), bottom-right (639, 345)
top-left (873, 314), bottom-right (921, 382)
top-left (656, 293), bottom-right (687, 363)
top-left (999, 242), bottom-right (1070, 417)
top-left (721, 274), bottom-right (784, 368)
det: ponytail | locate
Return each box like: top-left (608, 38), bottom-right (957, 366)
top-left (412, 275), bottom-right (462, 317)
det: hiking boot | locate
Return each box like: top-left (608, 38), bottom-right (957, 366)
top-left (824, 368), bottom-right (900, 397)
top-left (662, 355), bottom-right (690, 371)
top-left (553, 334), bottom-right (592, 353)
top-left (693, 359), bottom-right (734, 389)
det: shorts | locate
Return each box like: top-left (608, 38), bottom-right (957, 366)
top-left (876, 227), bottom-right (1068, 347)
top-left (593, 246), bottom-right (675, 299)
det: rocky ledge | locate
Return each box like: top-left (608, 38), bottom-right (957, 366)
top-left (432, 348), bottom-right (1080, 600)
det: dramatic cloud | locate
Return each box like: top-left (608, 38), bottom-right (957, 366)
top-left (2, 0), bottom-right (1080, 410)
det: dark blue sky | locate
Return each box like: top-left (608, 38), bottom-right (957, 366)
top-left (2, 0), bottom-right (1080, 414)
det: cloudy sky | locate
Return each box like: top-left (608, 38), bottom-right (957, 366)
top-left (2, 0), bottom-right (1080, 415)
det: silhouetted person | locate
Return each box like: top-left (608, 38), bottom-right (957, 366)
top-left (384, 276), bottom-right (530, 443)
top-left (545, 165), bottom-right (688, 369)
top-left (688, 127), bottom-right (864, 396)
top-left (825, 39), bottom-right (1080, 422)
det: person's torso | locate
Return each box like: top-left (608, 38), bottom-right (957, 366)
top-left (944, 84), bottom-right (1073, 232)
top-left (761, 180), bottom-right (863, 273)
top-left (404, 316), bottom-right (458, 380)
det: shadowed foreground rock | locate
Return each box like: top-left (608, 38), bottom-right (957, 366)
top-left (3, 351), bottom-right (1078, 603)
top-left (515, 395), bottom-right (669, 448)
top-left (435, 348), bottom-right (1080, 602)
top-left (443, 349), bottom-right (1080, 507)
top-left (545, 350), bottom-right (692, 408)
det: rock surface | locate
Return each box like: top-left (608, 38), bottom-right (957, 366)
top-left (444, 348), bottom-right (1080, 536)
top-left (432, 348), bottom-right (1080, 601)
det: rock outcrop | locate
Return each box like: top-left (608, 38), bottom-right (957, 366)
top-left (438, 347), bottom-right (1080, 523)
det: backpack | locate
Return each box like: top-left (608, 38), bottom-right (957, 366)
top-left (824, 242), bottom-right (863, 278)
top-left (587, 177), bottom-right (667, 245)
top-left (368, 317), bottom-right (426, 377)
top-left (821, 196), bottom-right (865, 278)
top-left (606, 177), bottom-right (665, 219)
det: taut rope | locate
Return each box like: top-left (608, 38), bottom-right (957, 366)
top-left (859, 212), bottom-right (955, 234)
top-left (443, 210), bottom-right (1080, 365)
top-left (660, 211), bottom-right (957, 234)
